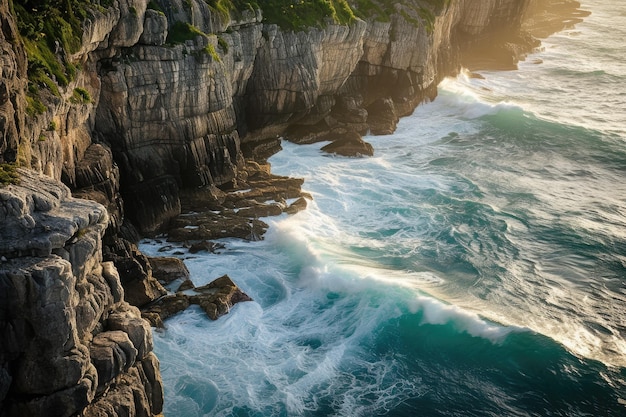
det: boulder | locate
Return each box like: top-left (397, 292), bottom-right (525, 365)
top-left (321, 131), bottom-right (374, 157)
top-left (366, 98), bottom-right (399, 136)
top-left (141, 275), bottom-right (252, 326)
top-left (147, 256), bottom-right (190, 284)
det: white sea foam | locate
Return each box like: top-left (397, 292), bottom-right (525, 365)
top-left (148, 4), bottom-right (626, 412)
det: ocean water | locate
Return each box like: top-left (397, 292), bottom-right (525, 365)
top-left (141, 1), bottom-right (626, 415)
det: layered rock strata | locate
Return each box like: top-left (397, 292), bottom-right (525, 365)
top-left (3, 0), bottom-right (546, 236)
top-left (0, 169), bottom-right (162, 416)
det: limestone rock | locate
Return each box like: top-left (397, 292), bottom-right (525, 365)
top-left (0, 170), bottom-right (161, 417)
top-left (0, 169), bottom-right (107, 257)
top-left (82, 364), bottom-right (155, 417)
top-left (105, 239), bottom-right (167, 308)
top-left (321, 131), bottom-right (374, 157)
top-left (140, 9), bottom-right (168, 46)
top-left (367, 98), bottom-right (399, 136)
top-left (107, 304), bottom-right (153, 361)
top-left (90, 331), bottom-right (138, 392)
top-left (0, 0), bottom-right (27, 164)
top-left (142, 274), bottom-right (252, 326)
top-left (147, 256), bottom-right (190, 284)
top-left (72, 143), bottom-right (123, 232)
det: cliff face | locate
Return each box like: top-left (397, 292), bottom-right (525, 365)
top-left (0, 0), bottom-right (551, 415)
top-left (0, 169), bottom-right (162, 416)
top-left (1, 0), bottom-right (537, 236)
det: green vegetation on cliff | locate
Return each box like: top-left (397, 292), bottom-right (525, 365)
top-left (259, 0), bottom-right (355, 31)
top-left (0, 163), bottom-right (19, 186)
top-left (11, 0), bottom-right (102, 112)
top-left (349, 0), bottom-right (451, 29)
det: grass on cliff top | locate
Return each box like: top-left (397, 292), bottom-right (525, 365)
top-left (260, 0), bottom-right (355, 31)
top-left (0, 163), bottom-right (20, 186)
top-left (350, 0), bottom-right (451, 28)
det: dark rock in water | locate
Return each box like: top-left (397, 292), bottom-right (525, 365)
top-left (148, 256), bottom-right (190, 284)
top-left (141, 275), bottom-right (252, 326)
top-left (321, 131), bottom-right (374, 157)
top-left (333, 95), bottom-right (369, 124)
top-left (167, 160), bottom-right (307, 242)
top-left (284, 120), bottom-right (335, 145)
top-left (176, 279), bottom-right (195, 292)
top-left (285, 197), bottom-right (308, 214)
top-left (190, 275), bottom-right (253, 320)
top-left (142, 293), bottom-right (190, 328)
top-left (367, 98), bottom-right (399, 136)
top-left (168, 211), bottom-right (269, 242)
top-left (187, 241), bottom-right (225, 254)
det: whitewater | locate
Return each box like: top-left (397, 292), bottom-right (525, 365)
top-left (140, 1), bottom-right (626, 415)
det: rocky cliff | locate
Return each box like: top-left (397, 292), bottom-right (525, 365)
top-left (1, 0), bottom-right (543, 236)
top-left (0, 0), bottom-right (575, 415)
top-left (0, 169), bottom-right (161, 416)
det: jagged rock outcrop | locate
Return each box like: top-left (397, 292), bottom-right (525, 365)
top-left (0, 169), bottom-right (162, 416)
top-left (142, 274), bottom-right (253, 327)
top-left (3, 0), bottom-right (544, 236)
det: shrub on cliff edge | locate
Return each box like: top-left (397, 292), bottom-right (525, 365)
top-left (261, 0), bottom-right (355, 31)
top-left (12, 0), bottom-right (105, 113)
top-left (0, 163), bottom-right (19, 186)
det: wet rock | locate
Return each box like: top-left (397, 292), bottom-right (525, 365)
top-left (187, 240), bottom-right (225, 254)
top-left (141, 293), bottom-right (190, 327)
top-left (189, 275), bottom-right (253, 320)
top-left (167, 161), bottom-right (306, 242)
top-left (366, 98), bottom-right (399, 136)
top-left (147, 256), bottom-right (190, 284)
top-left (105, 239), bottom-right (167, 308)
top-left (142, 275), bottom-right (252, 326)
top-left (285, 197), bottom-right (308, 214)
top-left (177, 279), bottom-right (195, 292)
top-left (321, 131), bottom-right (374, 157)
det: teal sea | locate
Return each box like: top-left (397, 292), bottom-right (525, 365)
top-left (140, 1), bottom-right (626, 415)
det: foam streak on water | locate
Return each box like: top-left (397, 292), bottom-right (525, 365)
top-left (145, 1), bottom-right (626, 415)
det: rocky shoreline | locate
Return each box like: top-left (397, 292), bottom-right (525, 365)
top-left (0, 0), bottom-right (587, 415)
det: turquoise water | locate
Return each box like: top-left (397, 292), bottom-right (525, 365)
top-left (142, 1), bottom-right (626, 415)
